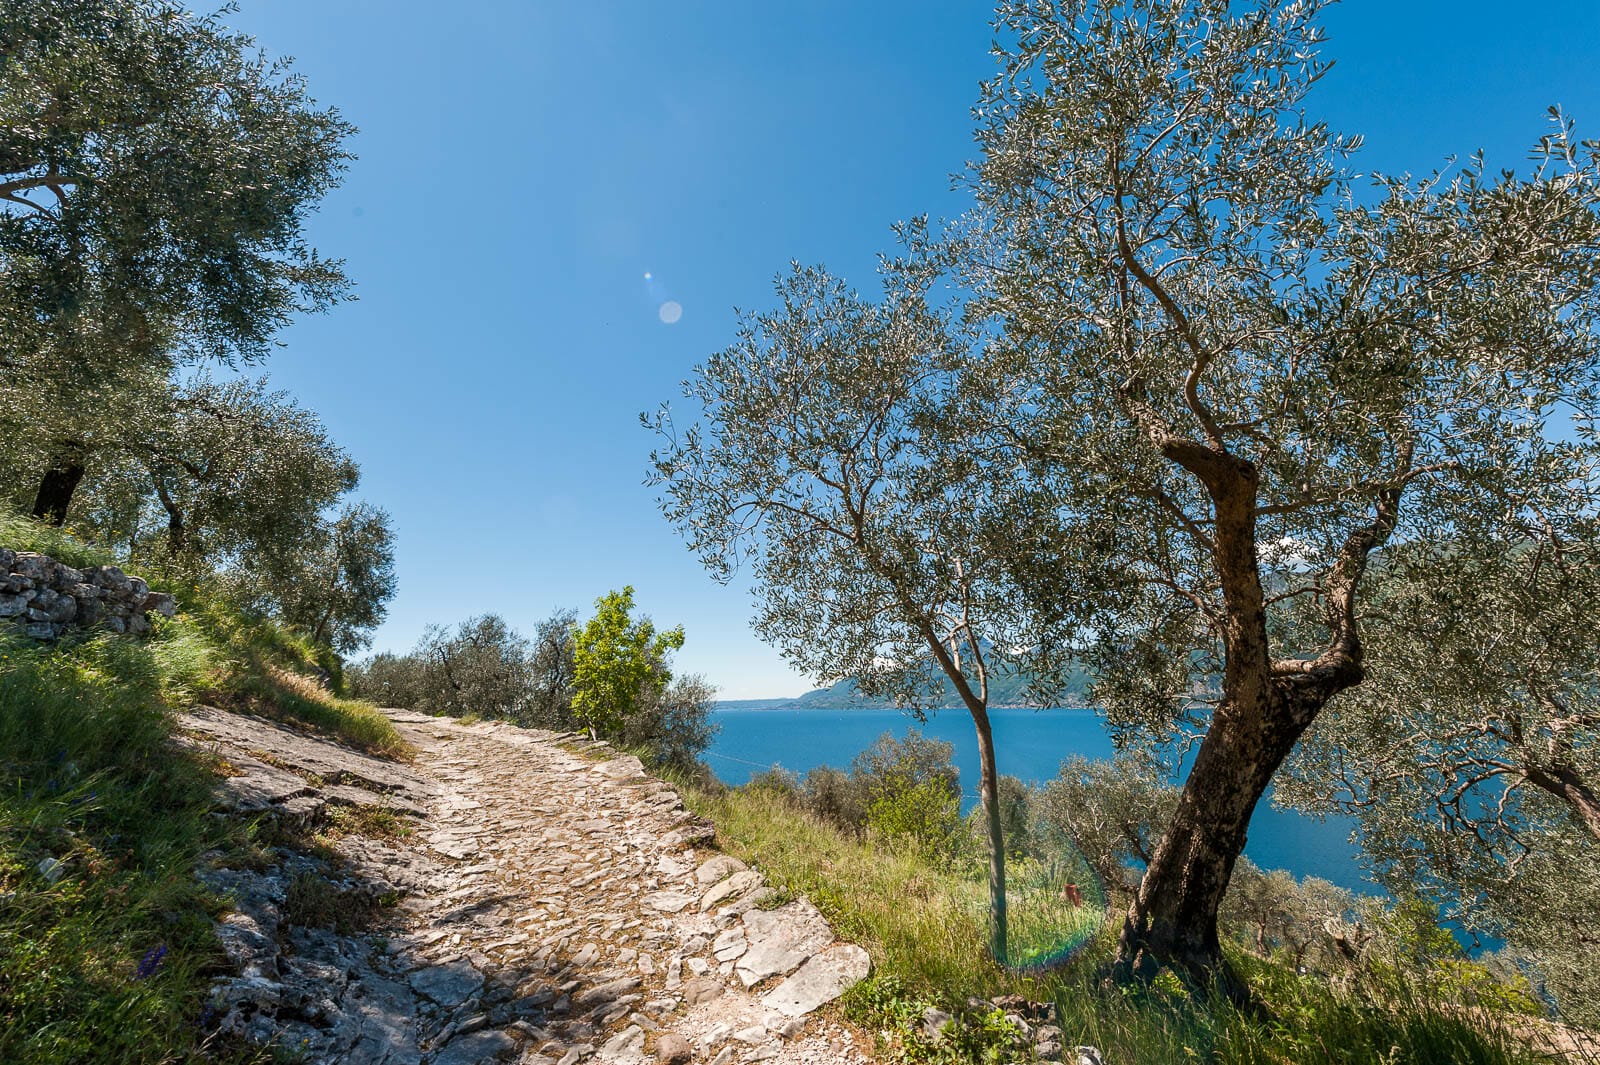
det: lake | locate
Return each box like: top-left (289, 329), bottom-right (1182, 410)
top-left (708, 705), bottom-right (1371, 895)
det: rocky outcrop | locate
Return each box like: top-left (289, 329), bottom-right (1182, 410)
top-left (0, 547), bottom-right (176, 640)
top-left (185, 707), bottom-right (875, 1065)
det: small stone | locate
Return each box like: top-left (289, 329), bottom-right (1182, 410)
top-left (681, 977), bottom-right (723, 1006)
top-left (573, 976), bottom-right (641, 1007)
top-left (695, 855), bottom-right (748, 886)
top-left (144, 591), bottom-right (178, 617)
top-left (600, 1025), bottom-right (645, 1058)
top-left (700, 870), bottom-right (763, 912)
top-left (654, 1031), bottom-right (694, 1064)
top-left (409, 959), bottom-right (483, 1008)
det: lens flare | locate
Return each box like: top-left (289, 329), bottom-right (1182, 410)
top-left (1002, 841), bottom-right (1109, 972)
top-left (659, 300), bottom-right (683, 324)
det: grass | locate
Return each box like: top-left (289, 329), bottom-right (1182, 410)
top-left (191, 605), bottom-right (410, 759)
top-left (0, 510), bottom-right (410, 1063)
top-left (0, 630), bottom-right (268, 1064)
top-left (0, 512), bottom-right (118, 573)
top-left (679, 778), bottom-right (1581, 1065)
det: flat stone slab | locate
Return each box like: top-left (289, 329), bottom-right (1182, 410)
top-left (700, 869), bottom-right (763, 912)
top-left (407, 958), bottom-right (482, 1008)
top-left (759, 944), bottom-right (871, 1017)
top-left (431, 1028), bottom-right (516, 1065)
top-left (179, 705), bottom-right (432, 802)
top-left (735, 901), bottom-right (836, 987)
top-left (642, 891), bottom-right (698, 914)
top-left (593, 754), bottom-right (648, 783)
top-left (324, 782), bottom-right (429, 818)
top-left (208, 750), bottom-right (314, 812)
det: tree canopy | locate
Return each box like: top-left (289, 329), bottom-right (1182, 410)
top-left (655, 0), bottom-right (1600, 994)
top-left (649, 264), bottom-right (1101, 960)
top-left (929, 0), bottom-right (1600, 989)
top-left (0, 0), bottom-right (389, 656)
top-left (1, 0), bottom-right (354, 522)
top-left (1280, 536), bottom-right (1600, 1025)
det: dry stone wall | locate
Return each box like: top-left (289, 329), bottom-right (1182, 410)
top-left (0, 548), bottom-right (177, 640)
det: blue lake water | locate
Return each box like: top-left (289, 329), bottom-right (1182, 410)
top-left (707, 705), bottom-right (1371, 896)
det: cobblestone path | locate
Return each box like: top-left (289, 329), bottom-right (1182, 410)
top-left (190, 707), bottom-right (876, 1065)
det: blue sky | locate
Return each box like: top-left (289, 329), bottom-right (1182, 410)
top-left (224, 2), bottom-right (1600, 699)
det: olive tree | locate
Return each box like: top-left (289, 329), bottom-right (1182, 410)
top-left (0, 0), bottom-right (352, 522)
top-left (1033, 755), bottom-right (1180, 899)
top-left (271, 502), bottom-right (398, 655)
top-left (648, 265), bottom-right (1088, 961)
top-left (953, 0), bottom-right (1600, 989)
top-left (1280, 538), bottom-right (1600, 1024)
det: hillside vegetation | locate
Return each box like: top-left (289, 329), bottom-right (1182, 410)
top-left (0, 513), bottom-right (404, 1064)
top-left (676, 754), bottom-right (1593, 1065)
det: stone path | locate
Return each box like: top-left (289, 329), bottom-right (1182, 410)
top-left (183, 708), bottom-right (876, 1065)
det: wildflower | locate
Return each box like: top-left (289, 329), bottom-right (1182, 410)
top-left (135, 943), bottom-right (167, 979)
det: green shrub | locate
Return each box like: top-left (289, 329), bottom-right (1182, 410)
top-left (866, 774), bottom-right (963, 856)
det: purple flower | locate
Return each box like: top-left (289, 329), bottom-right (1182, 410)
top-left (135, 943), bottom-right (167, 979)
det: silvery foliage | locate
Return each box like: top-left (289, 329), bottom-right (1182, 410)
top-left (1280, 538), bottom-right (1600, 1024)
top-left (648, 264), bottom-right (1092, 713)
top-left (934, 0), bottom-right (1600, 751)
top-left (0, 0), bottom-right (352, 436)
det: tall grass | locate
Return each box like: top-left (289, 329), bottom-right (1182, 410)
top-left (0, 632), bottom-right (266, 1064)
top-left (0, 511), bottom-right (117, 572)
top-left (680, 779), bottom-right (1574, 1065)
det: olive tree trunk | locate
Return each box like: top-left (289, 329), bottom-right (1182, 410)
top-left (1110, 440), bottom-right (1392, 995)
top-left (970, 704), bottom-right (1009, 963)
top-left (31, 443), bottom-right (87, 526)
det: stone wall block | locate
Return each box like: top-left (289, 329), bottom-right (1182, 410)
top-left (2, 548), bottom-right (177, 641)
top-left (13, 553), bottom-right (49, 582)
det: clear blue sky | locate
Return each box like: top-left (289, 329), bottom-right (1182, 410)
top-left (224, 2), bottom-right (1600, 699)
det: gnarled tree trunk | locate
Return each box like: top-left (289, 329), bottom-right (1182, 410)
top-left (31, 442), bottom-right (87, 526)
top-left (1110, 433), bottom-right (1394, 996)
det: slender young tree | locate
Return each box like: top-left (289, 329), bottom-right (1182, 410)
top-left (649, 265), bottom-right (1090, 962)
top-left (570, 587), bottom-right (685, 740)
top-left (950, 0), bottom-right (1600, 989)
